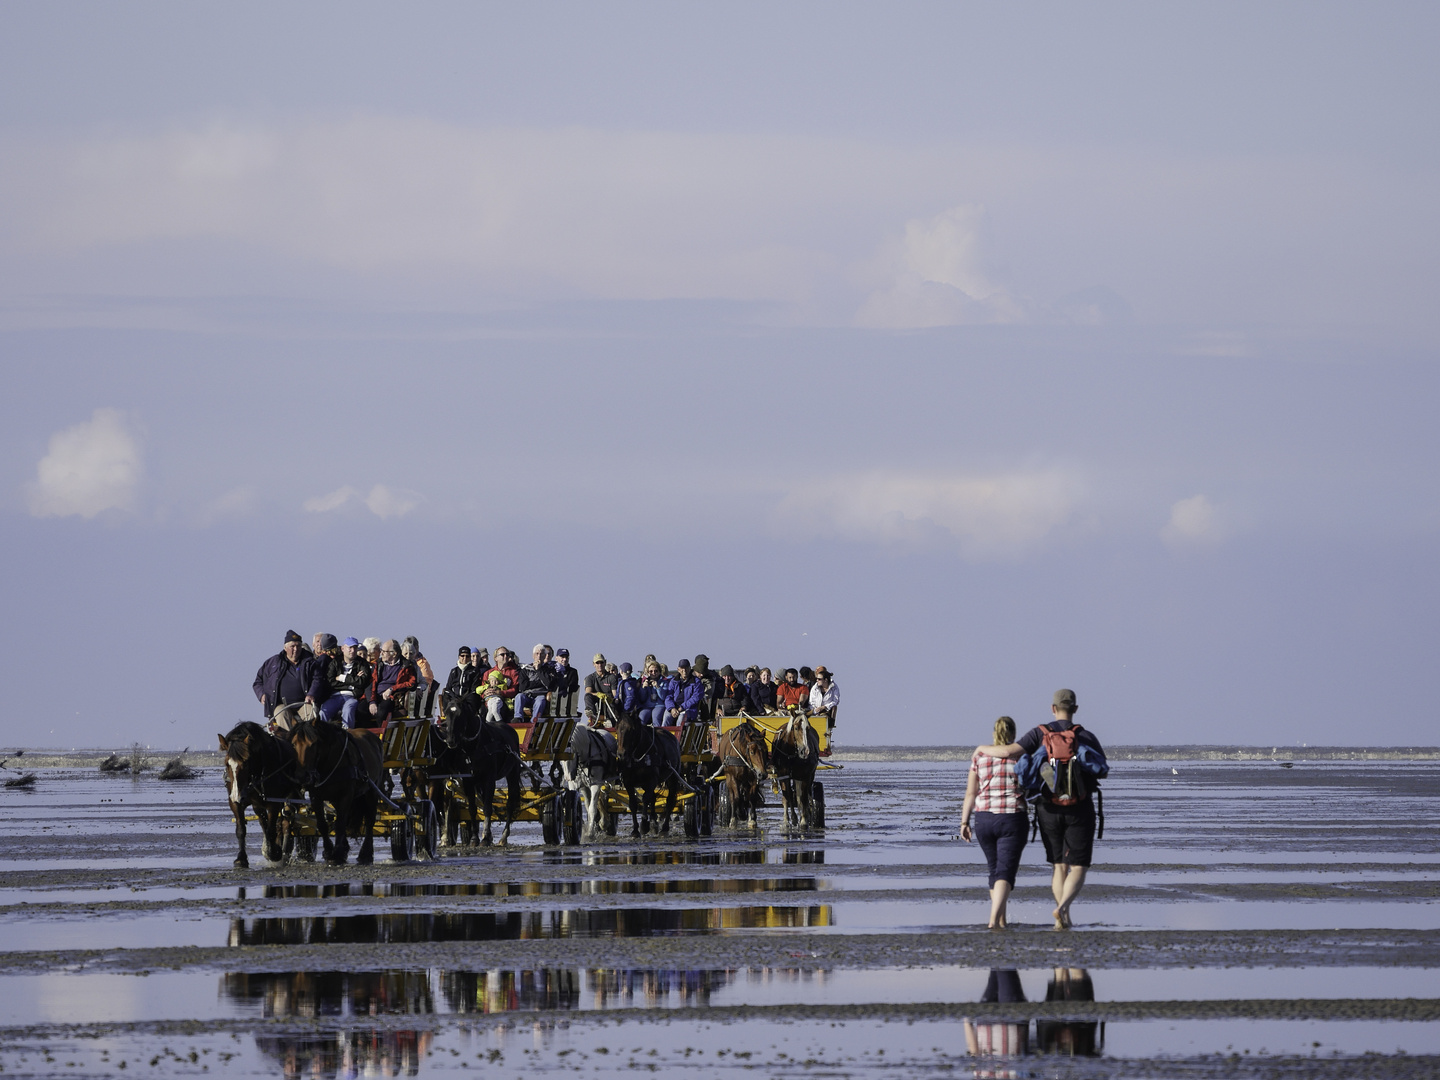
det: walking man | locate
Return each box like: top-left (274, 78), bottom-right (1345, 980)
top-left (977, 689), bottom-right (1105, 929)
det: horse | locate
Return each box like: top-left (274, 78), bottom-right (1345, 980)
top-left (612, 711), bottom-right (684, 837)
top-left (218, 721), bottom-right (302, 868)
top-left (716, 718), bottom-right (770, 829)
top-left (425, 726), bottom-right (480, 848)
top-left (770, 711), bottom-right (821, 828)
top-left (563, 723), bottom-right (619, 839)
top-left (289, 720), bottom-right (385, 865)
top-left (438, 692), bottom-right (523, 846)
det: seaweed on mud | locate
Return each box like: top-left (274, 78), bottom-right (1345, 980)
top-left (158, 758), bottom-right (198, 781)
top-left (99, 754), bottom-right (129, 773)
top-left (4, 772), bottom-right (36, 788)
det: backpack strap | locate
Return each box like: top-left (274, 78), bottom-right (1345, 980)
top-left (1095, 786), bottom-right (1104, 841)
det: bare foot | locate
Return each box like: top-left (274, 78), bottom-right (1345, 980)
top-left (1052, 906), bottom-right (1071, 930)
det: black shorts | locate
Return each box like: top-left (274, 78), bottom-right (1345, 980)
top-left (1036, 799), bottom-right (1095, 867)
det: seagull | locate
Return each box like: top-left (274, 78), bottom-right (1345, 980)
top-left (1172, 767), bottom-right (1179, 775)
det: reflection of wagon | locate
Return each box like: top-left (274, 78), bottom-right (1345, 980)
top-left (715, 710), bottom-right (837, 827)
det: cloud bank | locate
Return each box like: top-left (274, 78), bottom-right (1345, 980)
top-left (27, 408), bottom-right (142, 518)
top-left (772, 469), bottom-right (1084, 559)
top-left (304, 484), bottom-right (424, 520)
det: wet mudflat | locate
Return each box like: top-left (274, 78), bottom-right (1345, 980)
top-left (0, 757), bottom-right (1437, 1077)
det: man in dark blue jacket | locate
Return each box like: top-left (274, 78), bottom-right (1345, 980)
top-left (253, 630), bottom-right (323, 723)
top-left (664, 659), bottom-right (705, 723)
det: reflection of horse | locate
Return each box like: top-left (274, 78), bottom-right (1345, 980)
top-left (613, 712), bottom-right (684, 836)
top-left (438, 692), bottom-right (522, 845)
top-left (716, 720), bottom-right (769, 829)
top-left (771, 713), bottom-right (820, 827)
top-left (289, 721), bottom-right (384, 865)
top-left (217, 722), bottom-right (301, 868)
top-left (564, 723), bottom-right (618, 839)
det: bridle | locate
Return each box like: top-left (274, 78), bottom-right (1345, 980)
top-left (724, 725), bottom-right (767, 780)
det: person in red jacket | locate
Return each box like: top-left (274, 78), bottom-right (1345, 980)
top-left (481, 646), bottom-right (522, 721)
top-left (775, 668), bottom-right (808, 712)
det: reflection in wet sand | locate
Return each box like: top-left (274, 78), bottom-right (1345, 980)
top-left (257, 871), bottom-right (824, 901)
top-left (964, 967), bottom-right (1103, 1075)
top-left (228, 902), bottom-right (832, 945)
top-left (253, 1028), bottom-right (431, 1080)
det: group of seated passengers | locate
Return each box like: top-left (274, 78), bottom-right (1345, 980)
top-left (576, 652), bottom-right (839, 728)
top-left (255, 631), bottom-right (839, 732)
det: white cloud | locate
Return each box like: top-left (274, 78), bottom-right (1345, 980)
top-left (856, 205), bottom-right (1026, 328)
top-left (303, 484), bottom-right (423, 520)
top-left (1162, 494), bottom-right (1225, 546)
top-left (772, 468), bottom-right (1083, 558)
top-left (364, 485), bottom-right (423, 519)
top-left (303, 486), bottom-right (360, 513)
top-left (26, 408), bottom-right (142, 518)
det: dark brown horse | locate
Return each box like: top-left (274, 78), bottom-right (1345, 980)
top-left (716, 719), bottom-right (770, 829)
top-left (290, 720), bottom-right (385, 865)
top-left (218, 721), bottom-right (302, 868)
top-left (438, 692), bottom-right (523, 846)
top-left (771, 713), bottom-right (820, 827)
top-left (613, 712), bottom-right (684, 837)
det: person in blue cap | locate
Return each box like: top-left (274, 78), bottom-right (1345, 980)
top-left (319, 637), bottom-right (371, 727)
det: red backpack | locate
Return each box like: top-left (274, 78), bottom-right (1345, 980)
top-left (1040, 724), bottom-right (1087, 807)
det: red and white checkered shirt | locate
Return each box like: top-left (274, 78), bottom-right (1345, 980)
top-left (970, 749), bottom-right (1024, 814)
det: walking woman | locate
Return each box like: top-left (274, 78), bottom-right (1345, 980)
top-left (960, 716), bottom-right (1028, 929)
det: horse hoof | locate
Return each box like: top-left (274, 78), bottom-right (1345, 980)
top-left (233, 856), bottom-right (249, 869)
top-left (480, 836), bottom-right (493, 847)
top-left (357, 852), bottom-right (373, 866)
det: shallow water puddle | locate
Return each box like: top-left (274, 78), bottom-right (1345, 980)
top-left (2, 1016), bottom-right (1438, 1077)
top-left (0, 966), bottom-right (1435, 1025)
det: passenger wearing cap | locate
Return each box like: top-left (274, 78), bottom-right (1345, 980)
top-left (615, 662), bottom-right (640, 720)
top-left (809, 665), bottom-right (840, 726)
top-left (691, 654), bottom-right (719, 722)
top-left (664, 659), bottom-right (705, 724)
top-left (253, 630), bottom-right (325, 724)
top-left (321, 637), bottom-right (372, 727)
top-left (715, 665), bottom-right (749, 717)
top-left (584, 653), bottom-right (621, 723)
top-left (514, 644), bottom-right (557, 722)
top-left (977, 688), bottom-right (1107, 930)
top-left (444, 646), bottom-right (480, 699)
top-left (551, 648), bottom-right (580, 711)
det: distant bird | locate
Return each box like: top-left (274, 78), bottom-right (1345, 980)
top-left (1171, 767), bottom-right (1179, 775)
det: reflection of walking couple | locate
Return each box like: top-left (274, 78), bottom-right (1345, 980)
top-left (964, 968), bottom-right (1104, 1065)
top-left (960, 689), bottom-right (1105, 929)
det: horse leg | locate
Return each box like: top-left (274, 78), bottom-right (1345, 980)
top-left (311, 793), bottom-right (336, 863)
top-left (585, 783), bottom-right (604, 838)
top-left (326, 793), bottom-right (351, 865)
top-left (478, 771), bottom-right (496, 846)
top-left (231, 799), bottom-right (249, 869)
top-left (659, 780), bottom-right (678, 835)
top-left (625, 781), bottom-right (642, 837)
top-left (499, 763), bottom-right (520, 846)
top-left (356, 791), bottom-right (376, 865)
top-left (259, 804), bottom-right (284, 863)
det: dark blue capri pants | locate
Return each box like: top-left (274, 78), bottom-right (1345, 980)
top-left (973, 810), bottom-right (1028, 887)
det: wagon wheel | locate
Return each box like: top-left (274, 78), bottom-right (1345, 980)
top-left (715, 783), bottom-right (733, 829)
top-left (811, 781), bottom-right (825, 829)
top-left (561, 789), bottom-right (581, 846)
top-left (540, 796), bottom-right (560, 845)
top-left (390, 809), bottom-right (416, 862)
top-left (416, 800), bottom-right (440, 860)
top-left (699, 783), bottom-right (714, 837)
top-left (293, 834), bottom-right (317, 863)
top-left (682, 795), bottom-right (700, 838)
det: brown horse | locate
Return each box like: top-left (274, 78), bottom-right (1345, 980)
top-left (771, 712), bottom-right (820, 828)
top-left (290, 720), bottom-right (386, 865)
top-left (613, 712), bottom-right (684, 837)
top-left (716, 719), bottom-right (770, 829)
top-left (218, 721), bottom-right (301, 868)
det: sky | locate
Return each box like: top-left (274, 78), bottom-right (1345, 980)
top-left (1, 3), bottom-right (1437, 748)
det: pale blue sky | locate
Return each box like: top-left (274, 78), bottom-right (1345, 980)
top-left (1, 3), bottom-right (1436, 747)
